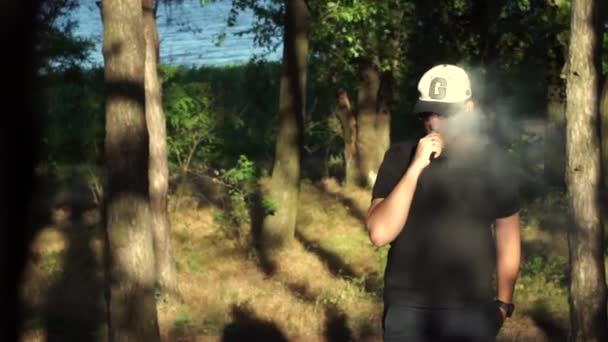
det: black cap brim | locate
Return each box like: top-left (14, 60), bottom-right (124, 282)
top-left (413, 100), bottom-right (462, 117)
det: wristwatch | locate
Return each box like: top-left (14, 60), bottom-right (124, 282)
top-left (495, 299), bottom-right (515, 317)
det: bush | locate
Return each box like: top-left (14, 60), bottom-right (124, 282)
top-left (215, 155), bottom-right (276, 242)
top-left (41, 68), bottom-right (105, 166)
top-left (520, 255), bottom-right (568, 285)
top-left (163, 80), bottom-right (220, 173)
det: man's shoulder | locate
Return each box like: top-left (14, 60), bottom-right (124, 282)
top-left (387, 137), bottom-right (419, 155)
top-left (378, 139), bottom-right (420, 177)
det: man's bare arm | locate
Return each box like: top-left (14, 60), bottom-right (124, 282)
top-left (366, 165), bottom-right (423, 246)
top-left (495, 212), bottom-right (521, 316)
top-left (365, 133), bottom-right (443, 247)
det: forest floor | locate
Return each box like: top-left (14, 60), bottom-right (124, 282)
top-left (18, 166), bottom-right (605, 342)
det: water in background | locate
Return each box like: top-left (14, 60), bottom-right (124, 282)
top-left (69, 0), bottom-right (282, 68)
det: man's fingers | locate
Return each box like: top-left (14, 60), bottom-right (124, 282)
top-left (421, 141), bottom-right (442, 159)
top-left (422, 133), bottom-right (444, 145)
top-left (415, 133), bottom-right (444, 166)
top-left (433, 147), bottom-right (442, 158)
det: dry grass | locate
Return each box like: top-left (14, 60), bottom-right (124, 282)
top-left (158, 179), bottom-right (385, 341)
top-left (19, 175), bottom-right (600, 342)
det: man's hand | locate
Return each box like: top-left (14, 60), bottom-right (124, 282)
top-left (411, 132), bottom-right (444, 171)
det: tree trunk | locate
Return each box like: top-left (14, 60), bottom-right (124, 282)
top-left (376, 71), bottom-right (392, 174)
top-left (261, 0), bottom-right (309, 247)
top-left (564, 0), bottom-right (607, 341)
top-left (598, 0), bottom-right (608, 254)
top-left (545, 37), bottom-right (567, 187)
top-left (335, 88), bottom-right (359, 187)
top-left (101, 0), bottom-right (160, 340)
top-left (601, 67), bottom-right (608, 251)
top-left (356, 63), bottom-right (381, 188)
top-left (143, 0), bottom-right (177, 294)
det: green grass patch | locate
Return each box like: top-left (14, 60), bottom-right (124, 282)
top-left (39, 251), bottom-right (64, 275)
top-left (186, 251), bottom-right (207, 274)
top-left (173, 307), bottom-right (195, 330)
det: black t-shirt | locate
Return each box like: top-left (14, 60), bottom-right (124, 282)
top-left (371, 136), bottom-right (520, 308)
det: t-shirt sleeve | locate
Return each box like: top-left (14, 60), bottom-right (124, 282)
top-left (487, 148), bottom-right (521, 219)
top-left (371, 143), bottom-right (412, 201)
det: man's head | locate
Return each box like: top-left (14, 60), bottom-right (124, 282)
top-left (413, 64), bottom-right (475, 134)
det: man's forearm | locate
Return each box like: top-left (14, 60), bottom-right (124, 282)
top-left (497, 258), bottom-right (519, 303)
top-left (495, 213), bottom-right (521, 303)
top-left (366, 165), bottom-right (422, 246)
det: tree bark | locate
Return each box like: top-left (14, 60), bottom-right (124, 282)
top-left (564, 0), bottom-right (607, 341)
top-left (261, 0), bottom-right (309, 247)
top-left (376, 70), bottom-right (392, 175)
top-left (597, 0), bottom-right (608, 252)
top-left (545, 36), bottom-right (567, 187)
top-left (601, 68), bottom-right (608, 249)
top-left (143, 0), bottom-right (177, 294)
top-left (101, 0), bottom-right (160, 340)
top-left (335, 88), bottom-right (359, 187)
top-left (356, 63), bottom-right (381, 188)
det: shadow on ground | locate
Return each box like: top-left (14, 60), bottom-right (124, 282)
top-left (527, 301), bottom-right (568, 342)
top-left (23, 178), bottom-right (107, 341)
top-left (324, 304), bottom-right (354, 342)
top-left (313, 183), bottom-right (368, 224)
top-left (221, 304), bottom-right (288, 342)
top-left (295, 230), bottom-right (358, 279)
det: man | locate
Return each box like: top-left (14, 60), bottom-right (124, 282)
top-left (366, 64), bottom-right (521, 341)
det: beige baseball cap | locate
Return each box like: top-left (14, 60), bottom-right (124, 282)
top-left (413, 64), bottom-right (472, 116)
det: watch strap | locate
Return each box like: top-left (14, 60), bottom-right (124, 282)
top-left (495, 299), bottom-right (514, 317)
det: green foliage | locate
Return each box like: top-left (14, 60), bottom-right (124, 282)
top-left (216, 155), bottom-right (265, 235)
top-left (228, 0), bottom-right (283, 55)
top-left (36, 0), bottom-right (95, 73)
top-left (160, 63), bottom-right (282, 164)
top-left (520, 190), bottom-right (569, 230)
top-left (303, 115), bottom-right (342, 157)
top-left (261, 196), bottom-right (278, 216)
top-left (516, 254), bottom-right (570, 314)
top-left (41, 68), bottom-right (105, 167)
top-left (221, 155), bottom-right (257, 224)
top-left (221, 155), bottom-right (257, 195)
top-left (520, 255), bottom-right (568, 285)
top-left (163, 79), bottom-right (219, 172)
top-left (311, 0), bottom-right (414, 77)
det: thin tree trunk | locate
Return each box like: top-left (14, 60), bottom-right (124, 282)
top-left (597, 0), bottom-right (608, 254)
top-left (101, 0), bottom-right (160, 340)
top-left (261, 0), bottom-right (309, 247)
top-left (564, 0), bottom-right (607, 341)
top-left (335, 88), bottom-right (359, 186)
top-left (601, 68), bottom-right (608, 249)
top-left (356, 63), bottom-right (381, 188)
top-left (143, 0), bottom-right (177, 294)
top-left (376, 71), bottom-right (392, 175)
top-left (545, 36), bottom-right (567, 187)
